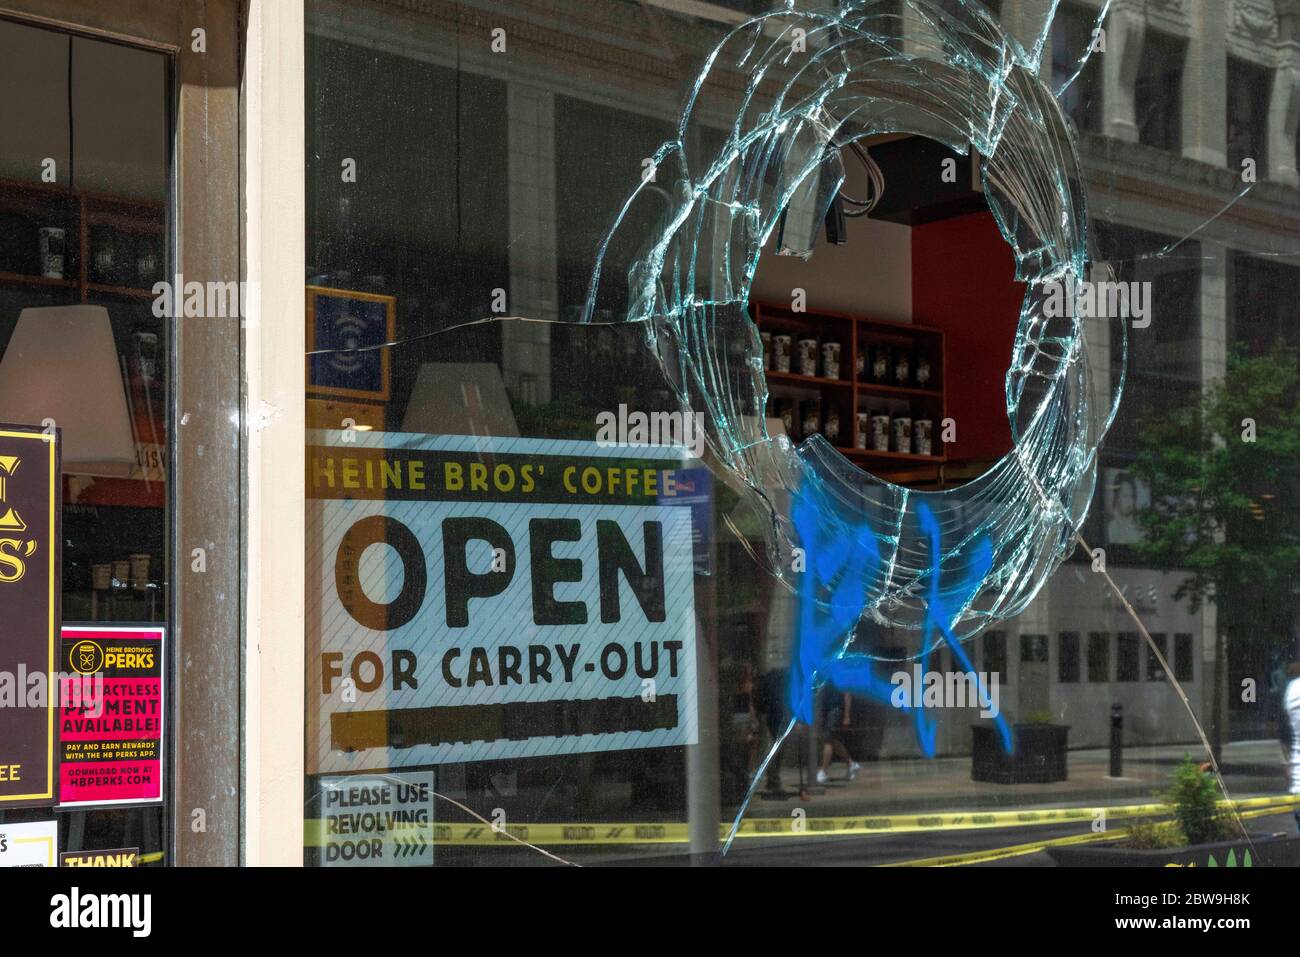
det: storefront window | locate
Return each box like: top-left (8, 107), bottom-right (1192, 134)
top-left (0, 19), bottom-right (171, 865)
top-left (303, 0), bottom-right (1300, 868)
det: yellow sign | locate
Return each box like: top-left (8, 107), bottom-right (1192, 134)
top-left (60, 847), bottom-right (140, 868)
top-left (0, 425), bottom-right (59, 807)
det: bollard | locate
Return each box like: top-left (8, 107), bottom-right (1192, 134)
top-left (1109, 702), bottom-right (1123, 778)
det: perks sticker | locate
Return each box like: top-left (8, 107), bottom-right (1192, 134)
top-left (58, 626), bottom-right (164, 808)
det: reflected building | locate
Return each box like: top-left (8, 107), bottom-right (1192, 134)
top-left (300, 0), bottom-right (1298, 810)
top-left (308, 0), bottom-right (1297, 753)
top-left (6, 0), bottom-right (1297, 869)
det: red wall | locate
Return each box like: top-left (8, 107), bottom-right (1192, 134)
top-left (911, 211), bottom-right (1022, 462)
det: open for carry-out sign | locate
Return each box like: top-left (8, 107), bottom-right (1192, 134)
top-left (307, 432), bottom-right (701, 773)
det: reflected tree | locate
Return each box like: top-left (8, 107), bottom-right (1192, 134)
top-left (1132, 344), bottom-right (1300, 759)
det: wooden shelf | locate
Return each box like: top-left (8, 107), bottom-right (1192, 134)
top-left (0, 177), bottom-right (164, 307)
top-left (0, 270), bottom-right (76, 290)
top-left (85, 209), bottom-right (165, 233)
top-left (837, 447), bottom-right (946, 463)
top-left (856, 382), bottom-right (943, 400)
top-left (0, 177), bottom-right (162, 211)
top-left (767, 369), bottom-right (851, 390)
top-left (858, 315), bottom-right (943, 338)
top-left (752, 301), bottom-right (948, 489)
top-left (87, 282), bottom-right (157, 300)
top-left (0, 179), bottom-right (77, 202)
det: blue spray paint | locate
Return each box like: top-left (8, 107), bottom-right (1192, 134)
top-left (788, 486), bottom-right (1013, 759)
top-left (722, 482), bottom-right (1016, 855)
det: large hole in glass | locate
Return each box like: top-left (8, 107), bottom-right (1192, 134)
top-left (750, 136), bottom-right (1021, 491)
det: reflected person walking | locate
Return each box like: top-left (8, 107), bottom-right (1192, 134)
top-left (1286, 663), bottom-right (1300, 833)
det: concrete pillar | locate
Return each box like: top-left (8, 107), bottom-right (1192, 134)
top-left (1268, 44), bottom-right (1300, 187)
top-left (1181, 0), bottom-right (1228, 167)
top-left (1001, 0), bottom-right (1057, 70)
top-left (901, 0), bottom-right (943, 59)
top-left (1086, 262), bottom-right (1115, 446)
top-left (1101, 1), bottom-right (1146, 144)
top-left (1198, 239), bottom-right (1228, 387)
top-left (1197, 236), bottom-right (1229, 743)
top-left (504, 83), bottom-right (556, 406)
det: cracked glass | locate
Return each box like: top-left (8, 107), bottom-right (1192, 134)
top-left (304, 0), bottom-right (1300, 866)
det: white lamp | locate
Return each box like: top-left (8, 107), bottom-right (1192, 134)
top-left (400, 362), bottom-right (519, 437)
top-left (0, 305), bottom-right (136, 477)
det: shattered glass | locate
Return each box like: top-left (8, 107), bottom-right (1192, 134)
top-left (304, 0), bottom-right (1297, 864)
top-left (572, 0), bottom-right (1124, 835)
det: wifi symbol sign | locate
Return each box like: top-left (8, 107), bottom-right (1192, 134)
top-left (329, 314), bottom-right (366, 375)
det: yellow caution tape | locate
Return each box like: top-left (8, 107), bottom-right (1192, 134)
top-left (76, 801), bottom-right (1296, 866)
top-left (303, 794), bottom-right (1300, 847)
top-left (883, 829), bottom-right (1115, 868)
top-left (884, 804), bottom-right (1298, 867)
top-left (107, 798), bottom-right (1298, 864)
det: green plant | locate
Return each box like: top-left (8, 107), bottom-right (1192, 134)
top-left (1125, 818), bottom-right (1187, 850)
top-left (1164, 756), bottom-right (1234, 846)
top-left (1120, 757), bottom-right (1240, 849)
top-left (1022, 710), bottom-right (1055, 726)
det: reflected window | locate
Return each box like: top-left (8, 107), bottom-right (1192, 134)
top-left (1099, 222), bottom-right (1201, 464)
top-left (1226, 58), bottom-right (1271, 177)
top-left (1087, 631), bottom-right (1111, 682)
top-left (1058, 631), bottom-right (1080, 683)
top-left (983, 630), bottom-right (1008, 678)
top-left (1051, 2), bottom-right (1103, 135)
top-left (1117, 632), bottom-right (1140, 682)
top-left (1145, 633), bottom-right (1168, 681)
top-left (1135, 31), bottom-right (1185, 152)
top-left (1020, 633), bottom-right (1048, 663)
top-left (1231, 253), bottom-right (1300, 355)
top-left (1174, 633), bottom-right (1194, 682)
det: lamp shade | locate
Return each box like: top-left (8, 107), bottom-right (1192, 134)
top-left (400, 362), bottom-right (519, 437)
top-left (0, 305), bottom-right (136, 477)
